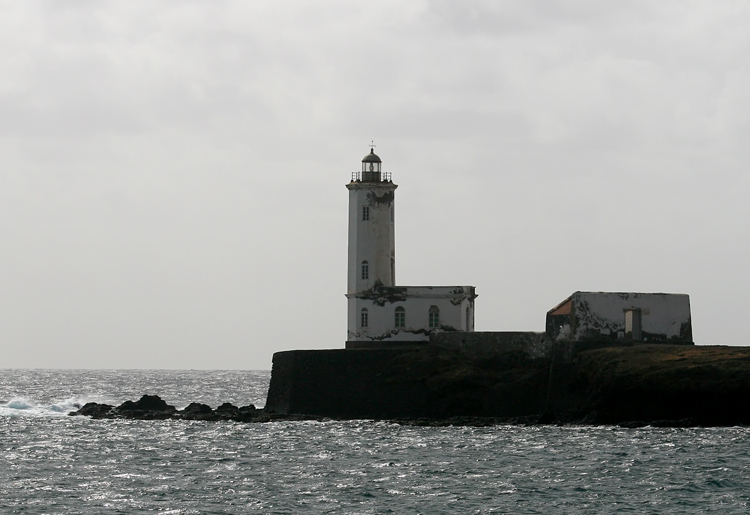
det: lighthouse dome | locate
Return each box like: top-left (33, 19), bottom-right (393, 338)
top-left (362, 149), bottom-right (382, 163)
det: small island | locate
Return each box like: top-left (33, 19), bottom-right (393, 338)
top-left (71, 149), bottom-right (750, 428)
top-left (71, 343), bottom-right (750, 427)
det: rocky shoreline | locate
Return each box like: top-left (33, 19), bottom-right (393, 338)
top-left (69, 395), bottom-right (744, 429)
top-left (68, 395), bottom-right (536, 426)
top-left (68, 394), bottom-right (323, 423)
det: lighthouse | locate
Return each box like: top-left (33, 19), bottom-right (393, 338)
top-left (346, 147), bottom-right (477, 347)
top-left (346, 148), bottom-right (397, 293)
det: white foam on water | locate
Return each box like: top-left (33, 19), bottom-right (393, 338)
top-left (6, 398), bottom-right (33, 410)
top-left (48, 396), bottom-right (87, 413)
top-left (0, 396), bottom-right (90, 417)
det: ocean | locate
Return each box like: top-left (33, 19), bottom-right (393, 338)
top-left (1, 370), bottom-right (749, 514)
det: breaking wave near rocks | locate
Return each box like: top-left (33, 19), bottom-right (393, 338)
top-left (0, 396), bottom-right (88, 416)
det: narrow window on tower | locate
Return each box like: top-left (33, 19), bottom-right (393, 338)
top-left (361, 261), bottom-right (369, 280)
top-left (361, 308), bottom-right (369, 328)
top-left (428, 305), bottom-right (440, 328)
top-left (362, 206), bottom-right (370, 221)
top-left (394, 306), bottom-right (405, 328)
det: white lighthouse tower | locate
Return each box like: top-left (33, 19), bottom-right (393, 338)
top-left (346, 147), bottom-right (397, 293)
top-left (346, 146), bottom-right (477, 347)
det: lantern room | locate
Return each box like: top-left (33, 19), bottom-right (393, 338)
top-left (361, 149), bottom-right (382, 181)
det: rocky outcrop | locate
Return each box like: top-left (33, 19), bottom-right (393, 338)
top-left (69, 395), bottom-right (321, 422)
top-left (117, 394), bottom-right (175, 413)
top-left (561, 344), bottom-right (750, 426)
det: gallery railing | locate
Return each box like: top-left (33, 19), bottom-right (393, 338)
top-left (351, 171), bottom-right (392, 183)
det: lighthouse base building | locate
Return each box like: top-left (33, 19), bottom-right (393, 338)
top-left (345, 148), bottom-right (476, 347)
top-left (346, 285), bottom-right (477, 345)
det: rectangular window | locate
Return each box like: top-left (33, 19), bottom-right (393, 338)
top-left (395, 308), bottom-right (405, 328)
top-left (362, 206), bottom-right (370, 221)
top-left (429, 306), bottom-right (440, 329)
top-left (361, 310), bottom-right (368, 328)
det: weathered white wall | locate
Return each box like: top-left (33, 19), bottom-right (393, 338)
top-left (347, 286), bottom-right (476, 342)
top-left (570, 292), bottom-right (692, 342)
top-left (346, 181), bottom-right (396, 293)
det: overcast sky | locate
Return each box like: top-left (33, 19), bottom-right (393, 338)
top-left (1, 0), bottom-right (748, 369)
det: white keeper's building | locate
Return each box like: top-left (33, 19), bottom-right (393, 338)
top-left (345, 148), bottom-right (477, 347)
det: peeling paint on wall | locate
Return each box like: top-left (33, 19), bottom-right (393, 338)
top-left (357, 285), bottom-right (408, 306)
top-left (546, 292), bottom-right (692, 344)
top-left (366, 191), bottom-right (394, 205)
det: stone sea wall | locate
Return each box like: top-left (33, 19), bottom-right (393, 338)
top-left (265, 345), bottom-right (552, 420)
top-left (265, 343), bottom-right (750, 426)
top-left (266, 349), bottom-right (436, 419)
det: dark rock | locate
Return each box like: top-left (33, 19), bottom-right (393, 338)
top-left (232, 405), bottom-right (257, 421)
top-left (71, 402), bottom-right (114, 418)
top-left (69, 396), bottom-right (305, 423)
top-left (216, 402), bottom-right (238, 412)
top-left (118, 395), bottom-right (176, 412)
top-left (182, 402), bottom-right (213, 415)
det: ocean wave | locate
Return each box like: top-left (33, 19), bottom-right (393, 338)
top-left (0, 397), bottom-right (87, 417)
top-left (6, 399), bottom-right (33, 410)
